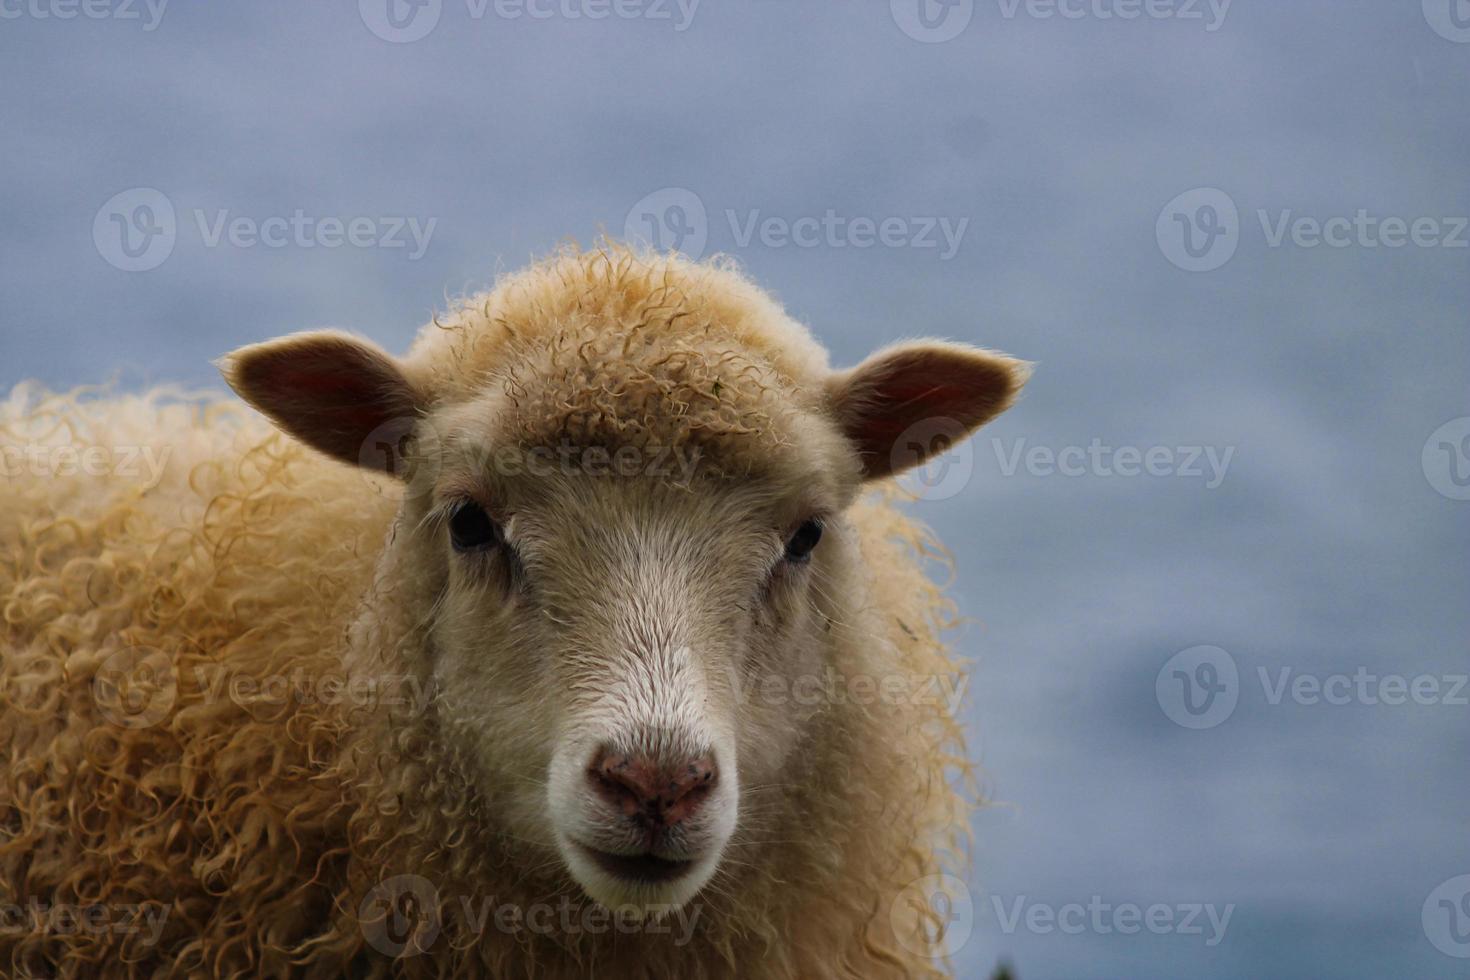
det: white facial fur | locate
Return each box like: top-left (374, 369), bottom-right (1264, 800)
top-left (394, 407), bottom-right (846, 913)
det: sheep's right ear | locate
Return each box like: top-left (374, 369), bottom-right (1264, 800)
top-left (827, 340), bottom-right (1031, 481)
top-left (218, 330), bottom-right (423, 473)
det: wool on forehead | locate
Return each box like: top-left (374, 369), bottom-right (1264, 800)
top-left (402, 245), bottom-right (835, 458)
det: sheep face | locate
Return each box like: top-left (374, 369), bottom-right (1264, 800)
top-left (220, 260), bottom-right (1028, 918)
top-left (431, 474), bottom-right (813, 911)
top-left (380, 377), bottom-right (868, 913)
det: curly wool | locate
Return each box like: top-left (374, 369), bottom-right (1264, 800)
top-left (405, 246), bottom-right (832, 473)
top-left (0, 250), bottom-right (978, 979)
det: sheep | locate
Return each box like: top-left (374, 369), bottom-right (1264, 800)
top-left (0, 245), bottom-right (1029, 980)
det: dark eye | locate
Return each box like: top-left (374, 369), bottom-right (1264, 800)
top-left (449, 501), bottom-right (501, 552)
top-left (783, 519), bottom-right (823, 563)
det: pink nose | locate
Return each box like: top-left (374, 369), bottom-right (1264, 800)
top-left (589, 748), bottom-right (718, 828)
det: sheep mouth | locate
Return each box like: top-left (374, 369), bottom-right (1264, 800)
top-left (577, 844), bottom-right (696, 884)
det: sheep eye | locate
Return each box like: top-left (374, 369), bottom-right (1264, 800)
top-left (783, 519), bottom-right (823, 563)
top-left (448, 501), bottom-right (501, 552)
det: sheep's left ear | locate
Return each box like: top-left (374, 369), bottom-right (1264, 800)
top-left (218, 330), bottom-right (424, 472)
top-left (827, 340), bottom-right (1031, 481)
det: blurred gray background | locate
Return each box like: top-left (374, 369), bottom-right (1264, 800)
top-left (3, 1), bottom-right (1468, 976)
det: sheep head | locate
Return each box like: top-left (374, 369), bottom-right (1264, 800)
top-left (219, 250), bottom-right (1028, 917)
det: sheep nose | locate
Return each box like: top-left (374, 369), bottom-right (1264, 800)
top-left (589, 748), bottom-right (718, 828)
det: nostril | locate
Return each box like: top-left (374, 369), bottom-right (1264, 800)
top-left (587, 748), bottom-right (719, 827)
top-left (590, 753), bottom-right (649, 817)
top-left (674, 758), bottom-right (717, 803)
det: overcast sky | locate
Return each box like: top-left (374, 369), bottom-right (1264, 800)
top-left (3, 1), bottom-right (1468, 976)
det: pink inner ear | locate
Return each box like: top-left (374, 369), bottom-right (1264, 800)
top-left (229, 334), bottom-right (419, 469)
top-left (837, 345), bottom-right (1024, 480)
top-left (268, 364), bottom-right (393, 430)
top-left (869, 353), bottom-right (1014, 425)
top-left (849, 377), bottom-right (977, 470)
